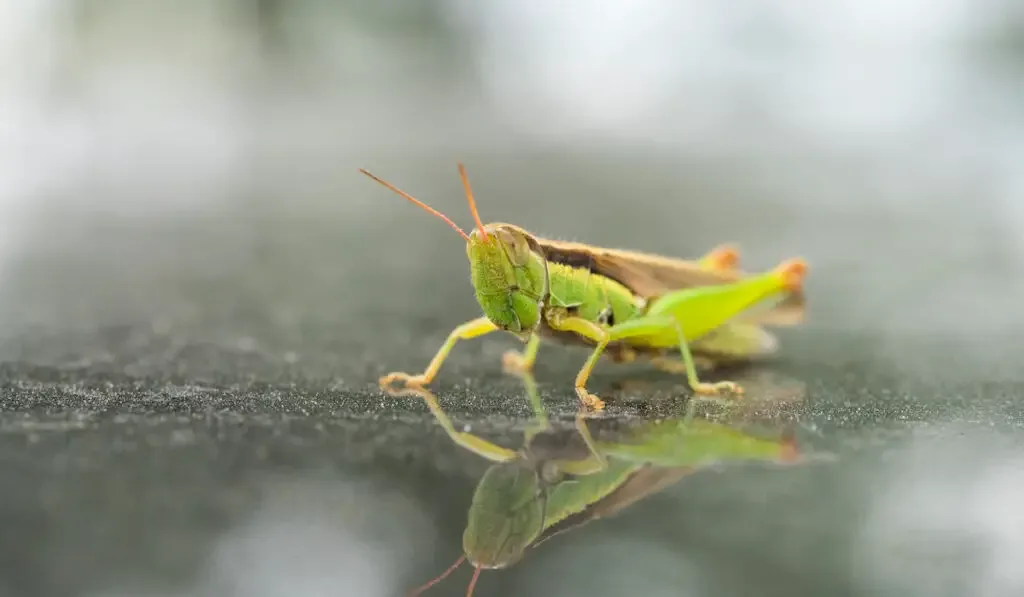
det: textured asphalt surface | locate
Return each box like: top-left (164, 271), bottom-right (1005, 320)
top-left (2, 154), bottom-right (1024, 597)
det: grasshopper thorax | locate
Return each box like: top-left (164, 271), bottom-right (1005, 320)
top-left (467, 223), bottom-right (549, 337)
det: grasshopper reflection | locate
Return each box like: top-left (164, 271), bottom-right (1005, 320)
top-left (388, 374), bottom-right (801, 597)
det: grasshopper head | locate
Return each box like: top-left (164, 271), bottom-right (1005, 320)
top-left (358, 163), bottom-right (548, 336)
top-left (462, 461), bottom-right (546, 569)
top-left (467, 223), bottom-right (548, 336)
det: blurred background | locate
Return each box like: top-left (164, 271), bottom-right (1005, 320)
top-left (2, 1), bottom-right (1024, 596)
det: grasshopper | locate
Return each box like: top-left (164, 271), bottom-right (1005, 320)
top-left (362, 163), bottom-right (808, 410)
top-left (390, 374), bottom-right (800, 597)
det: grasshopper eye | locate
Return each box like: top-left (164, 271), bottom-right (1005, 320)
top-left (497, 229), bottom-right (532, 267)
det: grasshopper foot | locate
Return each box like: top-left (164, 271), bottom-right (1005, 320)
top-left (501, 350), bottom-right (534, 375)
top-left (575, 388), bottom-right (606, 411)
top-left (692, 380), bottom-right (744, 396)
top-left (379, 372), bottom-right (429, 391)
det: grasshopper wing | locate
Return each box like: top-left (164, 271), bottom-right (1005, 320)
top-left (533, 237), bottom-right (805, 327)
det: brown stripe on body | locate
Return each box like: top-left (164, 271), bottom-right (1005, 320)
top-left (533, 238), bottom-right (805, 326)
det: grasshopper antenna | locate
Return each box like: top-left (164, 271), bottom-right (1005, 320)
top-left (457, 162), bottom-right (488, 241)
top-left (466, 566), bottom-right (482, 597)
top-left (359, 168), bottom-right (471, 242)
top-left (406, 555), bottom-right (467, 597)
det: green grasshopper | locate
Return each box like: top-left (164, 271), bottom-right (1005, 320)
top-left (362, 163), bottom-right (808, 410)
top-left (391, 374), bottom-right (800, 596)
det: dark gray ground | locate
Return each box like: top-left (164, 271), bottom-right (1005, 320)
top-left (2, 148), bottom-right (1024, 597)
top-left (4, 3), bottom-right (1024, 596)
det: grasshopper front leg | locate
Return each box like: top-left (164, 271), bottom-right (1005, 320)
top-left (379, 316), bottom-right (498, 390)
top-left (502, 333), bottom-right (541, 375)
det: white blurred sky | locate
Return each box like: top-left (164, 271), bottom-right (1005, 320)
top-left (0, 0), bottom-right (1023, 330)
top-left (2, 0), bottom-right (1021, 208)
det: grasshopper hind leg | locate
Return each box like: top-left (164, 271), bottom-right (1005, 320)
top-left (546, 313), bottom-right (741, 411)
top-left (670, 319), bottom-right (743, 396)
top-left (651, 354), bottom-right (719, 375)
top-left (644, 257), bottom-right (808, 397)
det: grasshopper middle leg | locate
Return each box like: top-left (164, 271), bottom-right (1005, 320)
top-left (545, 311), bottom-right (612, 410)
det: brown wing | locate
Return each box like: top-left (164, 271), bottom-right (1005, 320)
top-left (531, 466), bottom-right (694, 549)
top-left (533, 236), bottom-right (805, 326)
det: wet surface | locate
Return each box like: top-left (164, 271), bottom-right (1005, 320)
top-left (2, 189), bottom-right (1024, 597)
